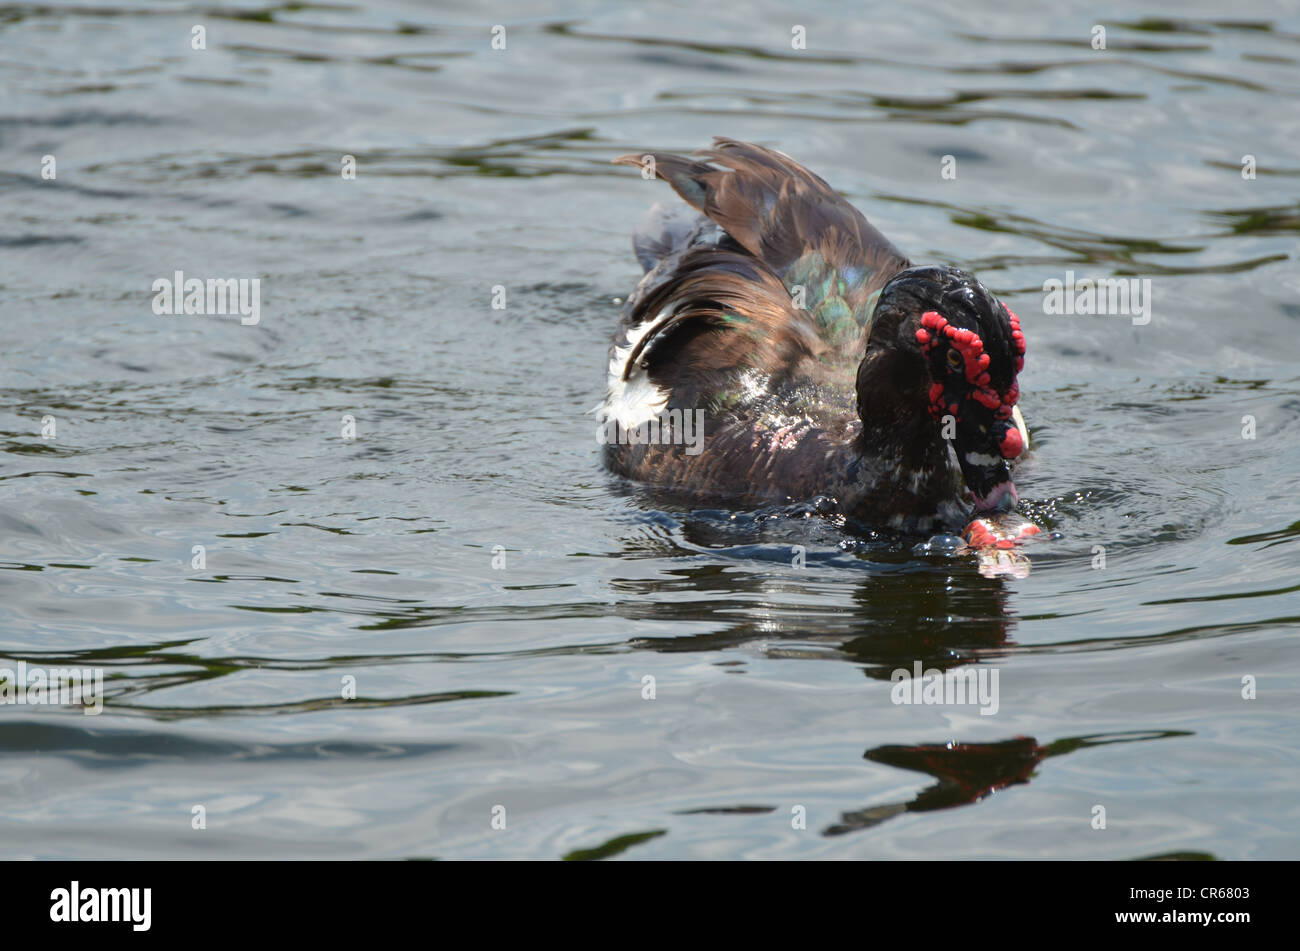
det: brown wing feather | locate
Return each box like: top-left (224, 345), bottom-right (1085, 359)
top-left (613, 137), bottom-right (910, 306)
top-left (618, 245), bottom-right (825, 412)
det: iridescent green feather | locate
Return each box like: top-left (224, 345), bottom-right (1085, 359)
top-left (783, 251), bottom-right (880, 347)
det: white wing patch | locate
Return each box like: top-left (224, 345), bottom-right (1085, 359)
top-left (600, 311), bottom-right (671, 430)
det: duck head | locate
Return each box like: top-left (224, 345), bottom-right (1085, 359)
top-left (857, 265), bottom-right (1027, 514)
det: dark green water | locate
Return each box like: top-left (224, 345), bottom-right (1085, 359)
top-left (1, 0), bottom-right (1297, 859)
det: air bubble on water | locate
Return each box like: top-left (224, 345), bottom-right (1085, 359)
top-left (913, 533), bottom-right (964, 557)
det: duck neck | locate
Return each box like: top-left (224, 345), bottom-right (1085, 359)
top-left (850, 348), bottom-right (965, 526)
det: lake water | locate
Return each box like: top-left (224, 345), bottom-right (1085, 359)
top-left (2, 0), bottom-right (1298, 859)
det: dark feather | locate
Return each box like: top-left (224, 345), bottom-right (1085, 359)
top-left (614, 137), bottom-right (910, 348)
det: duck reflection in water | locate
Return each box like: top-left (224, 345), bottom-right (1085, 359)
top-left (824, 730), bottom-right (1190, 836)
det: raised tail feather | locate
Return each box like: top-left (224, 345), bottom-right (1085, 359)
top-left (613, 138), bottom-right (911, 350)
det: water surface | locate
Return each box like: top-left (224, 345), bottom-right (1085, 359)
top-left (1, 0), bottom-right (1298, 859)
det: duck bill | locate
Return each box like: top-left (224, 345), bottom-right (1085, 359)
top-left (957, 450), bottom-right (1018, 513)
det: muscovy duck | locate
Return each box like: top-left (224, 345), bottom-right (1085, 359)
top-left (600, 138), bottom-right (1030, 532)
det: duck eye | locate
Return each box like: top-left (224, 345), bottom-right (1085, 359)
top-left (946, 349), bottom-right (962, 370)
